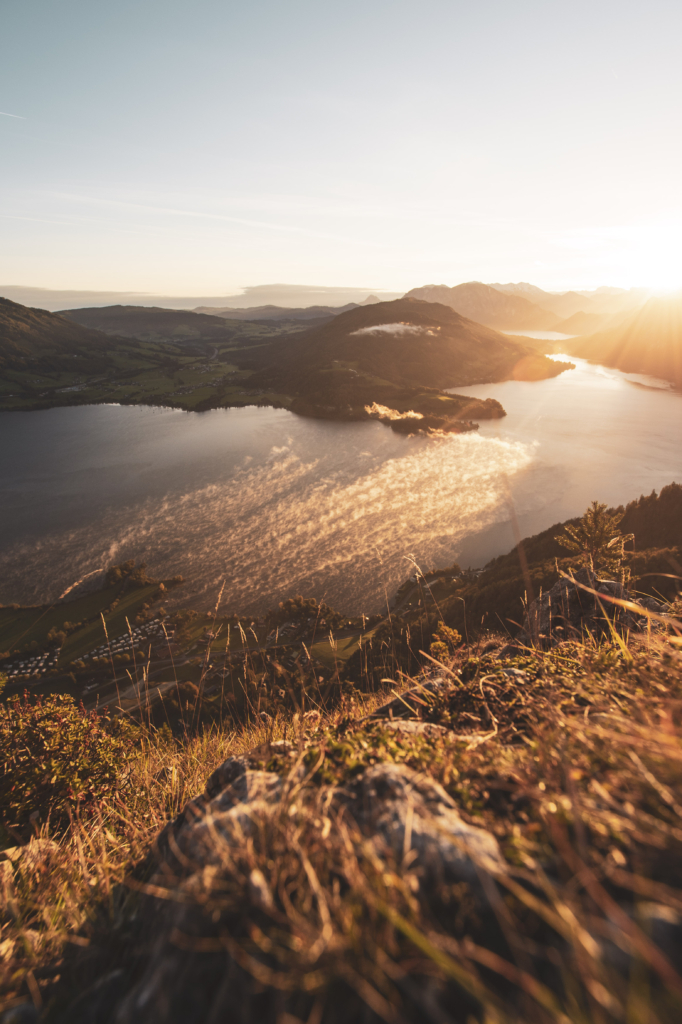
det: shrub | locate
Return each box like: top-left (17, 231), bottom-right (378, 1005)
top-left (105, 559), bottom-right (156, 588)
top-left (557, 499), bottom-right (634, 582)
top-left (0, 693), bottom-right (138, 832)
top-left (429, 620), bottom-right (462, 661)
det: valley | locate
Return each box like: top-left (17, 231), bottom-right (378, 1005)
top-left (0, 294), bottom-right (574, 426)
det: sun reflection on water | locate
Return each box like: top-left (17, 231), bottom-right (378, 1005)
top-left (0, 431), bottom-right (534, 614)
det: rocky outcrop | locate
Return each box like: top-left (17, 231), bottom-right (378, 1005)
top-left (345, 762), bottom-right (504, 882)
top-left (93, 724), bottom-right (504, 1024)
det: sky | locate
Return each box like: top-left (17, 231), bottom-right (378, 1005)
top-left (2, 0), bottom-right (682, 302)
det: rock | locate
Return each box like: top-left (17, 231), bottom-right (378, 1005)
top-left (1, 838), bottom-right (59, 875)
top-left (0, 1005), bottom-right (39, 1024)
top-left (345, 762), bottom-right (505, 884)
top-left (166, 753), bottom-right (503, 887)
top-left (523, 567), bottom-right (596, 641)
top-left (502, 667), bottom-right (527, 682)
top-left (204, 755), bottom-right (255, 799)
top-left (381, 720), bottom-right (449, 739)
top-left (173, 770), bottom-right (284, 867)
top-left (87, 724), bottom-right (505, 1023)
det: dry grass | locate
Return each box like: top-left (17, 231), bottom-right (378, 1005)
top-left (0, 688), bottom-right (393, 1018)
top-left (3, 638), bottom-right (682, 1022)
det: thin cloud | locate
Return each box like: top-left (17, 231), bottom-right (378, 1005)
top-left (0, 111), bottom-right (25, 119)
top-left (51, 191), bottom-right (385, 249)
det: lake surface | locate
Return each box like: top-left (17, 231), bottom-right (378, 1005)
top-left (0, 355), bottom-right (680, 615)
top-left (500, 330), bottom-right (577, 341)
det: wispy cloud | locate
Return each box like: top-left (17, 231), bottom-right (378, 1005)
top-left (0, 111), bottom-right (25, 119)
top-left (50, 191), bottom-right (385, 248)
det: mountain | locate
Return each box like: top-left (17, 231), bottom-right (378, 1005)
top-left (565, 294), bottom-right (682, 386)
top-left (403, 282), bottom-right (562, 332)
top-left (490, 284), bottom-right (592, 320)
top-left (538, 290), bottom-right (598, 319)
top-left (489, 281), bottom-right (553, 302)
top-left (0, 296), bottom-right (112, 369)
top-left (192, 303), bottom-right (359, 321)
top-left (242, 297), bottom-right (572, 421)
top-left (490, 283), bottom-right (650, 321)
top-left (62, 305), bottom-right (237, 342)
top-left (554, 310), bottom-right (610, 336)
top-left (576, 287), bottom-right (650, 316)
top-left (557, 308), bottom-right (637, 337)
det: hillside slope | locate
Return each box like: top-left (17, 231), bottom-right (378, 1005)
top-left (0, 296), bottom-right (112, 369)
top-left (492, 283), bottom-right (649, 319)
top-left (497, 286), bottom-right (595, 320)
top-left (404, 281), bottom-right (562, 331)
top-left (3, 485), bottom-right (682, 1023)
top-left (565, 293), bottom-right (682, 385)
top-left (242, 297), bottom-right (571, 420)
top-left (62, 305), bottom-right (237, 342)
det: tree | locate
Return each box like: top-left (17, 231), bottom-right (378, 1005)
top-left (557, 501), bottom-right (634, 584)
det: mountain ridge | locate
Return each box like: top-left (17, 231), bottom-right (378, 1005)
top-left (404, 281), bottom-right (564, 332)
top-left (240, 296), bottom-right (572, 422)
top-left (62, 304), bottom-right (238, 342)
top-left (0, 296), bottom-right (115, 369)
top-left (192, 302), bottom-right (359, 321)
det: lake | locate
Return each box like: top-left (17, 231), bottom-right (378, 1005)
top-left (0, 355), bottom-right (680, 615)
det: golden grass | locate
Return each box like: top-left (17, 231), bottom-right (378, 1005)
top-left (0, 689), bottom-right (393, 1017)
top-left (4, 637), bottom-right (682, 1022)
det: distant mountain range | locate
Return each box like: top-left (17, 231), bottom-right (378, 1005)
top-left (5, 281), bottom-right (678, 417)
top-left (1, 281), bottom-right (652, 338)
top-left (60, 304), bottom-right (325, 349)
top-left (405, 281), bottom-right (648, 335)
top-left (491, 282), bottom-right (649, 321)
top-left (192, 302), bottom-right (359, 321)
top-left (0, 284), bottom-right (403, 312)
top-left (404, 282), bottom-right (563, 332)
top-left (63, 305), bottom-right (237, 342)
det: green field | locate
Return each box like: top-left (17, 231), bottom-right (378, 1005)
top-left (310, 629), bottom-right (376, 668)
top-left (0, 582), bottom-right (162, 667)
top-left (0, 314), bottom-right (310, 415)
top-left (59, 584), bottom-right (163, 664)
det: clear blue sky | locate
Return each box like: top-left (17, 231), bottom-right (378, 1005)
top-left (2, 0), bottom-right (681, 298)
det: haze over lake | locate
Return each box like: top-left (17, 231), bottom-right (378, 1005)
top-left (0, 355), bottom-right (679, 615)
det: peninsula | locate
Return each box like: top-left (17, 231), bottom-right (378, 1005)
top-left (0, 295), bottom-right (573, 430)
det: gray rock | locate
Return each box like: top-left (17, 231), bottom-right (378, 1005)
top-left (0, 1006), bottom-right (39, 1024)
top-left (175, 770), bottom-right (284, 865)
top-left (502, 667), bottom-right (527, 682)
top-left (109, 743), bottom-right (504, 1023)
top-left (381, 720), bottom-right (449, 739)
top-left (204, 754), bottom-right (253, 799)
top-left (345, 762), bottom-right (505, 883)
